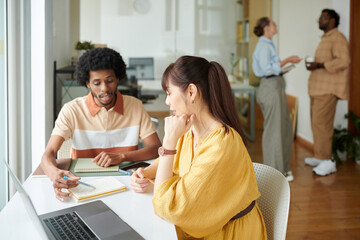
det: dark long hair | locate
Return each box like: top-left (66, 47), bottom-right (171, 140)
top-left (253, 17), bottom-right (270, 37)
top-left (161, 55), bottom-right (246, 142)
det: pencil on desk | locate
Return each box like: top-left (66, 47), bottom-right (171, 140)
top-left (131, 170), bottom-right (155, 184)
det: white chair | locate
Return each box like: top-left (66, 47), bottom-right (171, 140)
top-left (253, 162), bottom-right (290, 240)
top-left (57, 138), bottom-right (72, 158)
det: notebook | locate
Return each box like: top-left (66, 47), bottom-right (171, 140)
top-left (3, 159), bottom-right (144, 240)
top-left (282, 63), bottom-right (296, 74)
top-left (74, 158), bottom-right (120, 172)
top-left (32, 159), bottom-right (138, 178)
top-left (68, 176), bottom-right (126, 202)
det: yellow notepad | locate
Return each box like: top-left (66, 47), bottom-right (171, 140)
top-left (68, 176), bottom-right (126, 202)
top-left (74, 158), bottom-right (119, 172)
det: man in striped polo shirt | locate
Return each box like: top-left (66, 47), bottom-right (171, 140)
top-left (41, 48), bottom-right (162, 201)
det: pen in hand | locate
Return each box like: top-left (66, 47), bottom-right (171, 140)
top-left (131, 170), bottom-right (155, 184)
top-left (63, 176), bottom-right (96, 189)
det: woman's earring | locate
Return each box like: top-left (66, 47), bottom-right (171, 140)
top-left (192, 100), bottom-right (195, 104)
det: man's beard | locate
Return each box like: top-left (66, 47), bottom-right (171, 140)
top-left (91, 91), bottom-right (116, 106)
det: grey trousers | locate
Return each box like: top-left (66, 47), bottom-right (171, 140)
top-left (256, 76), bottom-right (292, 174)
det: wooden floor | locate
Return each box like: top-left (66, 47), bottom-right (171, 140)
top-left (246, 130), bottom-right (360, 240)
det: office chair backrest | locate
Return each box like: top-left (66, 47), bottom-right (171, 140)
top-left (253, 162), bottom-right (291, 240)
top-left (57, 139), bottom-right (72, 159)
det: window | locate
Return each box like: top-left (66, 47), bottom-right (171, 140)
top-left (0, 0), bottom-right (8, 210)
top-left (0, 0), bottom-right (32, 211)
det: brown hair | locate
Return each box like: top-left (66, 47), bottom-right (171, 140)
top-left (161, 55), bottom-right (246, 142)
top-left (253, 17), bottom-right (270, 37)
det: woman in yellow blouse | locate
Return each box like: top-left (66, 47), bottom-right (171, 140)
top-left (131, 56), bottom-right (267, 239)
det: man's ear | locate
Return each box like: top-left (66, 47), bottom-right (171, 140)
top-left (86, 81), bottom-right (90, 89)
top-left (330, 18), bottom-right (336, 28)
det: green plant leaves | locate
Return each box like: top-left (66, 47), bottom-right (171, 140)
top-left (332, 111), bottom-right (360, 162)
top-left (75, 41), bottom-right (94, 50)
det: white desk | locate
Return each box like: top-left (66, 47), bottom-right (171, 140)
top-left (0, 176), bottom-right (177, 239)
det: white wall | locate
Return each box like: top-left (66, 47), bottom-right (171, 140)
top-left (53, 0), bottom-right (71, 68)
top-left (80, 0), bottom-right (180, 78)
top-left (79, 0), bottom-right (237, 78)
top-left (275, 0), bottom-right (350, 143)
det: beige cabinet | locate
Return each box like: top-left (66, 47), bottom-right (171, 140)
top-left (236, 0), bottom-right (270, 85)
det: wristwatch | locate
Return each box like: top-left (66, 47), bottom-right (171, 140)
top-left (158, 146), bottom-right (177, 157)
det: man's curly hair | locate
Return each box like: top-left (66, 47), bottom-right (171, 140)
top-left (75, 47), bottom-right (126, 86)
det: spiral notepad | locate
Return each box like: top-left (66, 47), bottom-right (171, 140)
top-left (68, 176), bottom-right (126, 201)
top-left (74, 158), bottom-right (120, 173)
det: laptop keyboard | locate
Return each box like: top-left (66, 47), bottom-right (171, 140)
top-left (44, 212), bottom-right (99, 240)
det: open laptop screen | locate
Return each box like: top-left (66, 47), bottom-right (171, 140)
top-left (3, 159), bottom-right (49, 239)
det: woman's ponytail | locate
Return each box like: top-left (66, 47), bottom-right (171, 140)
top-left (208, 62), bottom-right (246, 142)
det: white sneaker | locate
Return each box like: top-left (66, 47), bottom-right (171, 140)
top-left (284, 171), bottom-right (294, 182)
top-left (313, 160), bottom-right (337, 176)
top-left (305, 157), bottom-right (322, 166)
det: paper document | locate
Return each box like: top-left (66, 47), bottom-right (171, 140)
top-left (282, 64), bottom-right (295, 74)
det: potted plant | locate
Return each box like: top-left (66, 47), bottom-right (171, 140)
top-left (332, 112), bottom-right (360, 164)
top-left (75, 41), bottom-right (95, 59)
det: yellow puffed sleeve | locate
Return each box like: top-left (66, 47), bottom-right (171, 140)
top-left (152, 126), bottom-right (266, 239)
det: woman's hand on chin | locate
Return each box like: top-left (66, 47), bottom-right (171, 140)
top-left (163, 114), bottom-right (195, 149)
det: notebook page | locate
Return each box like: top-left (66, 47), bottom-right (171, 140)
top-left (74, 158), bottom-right (119, 172)
top-left (69, 176), bottom-right (126, 201)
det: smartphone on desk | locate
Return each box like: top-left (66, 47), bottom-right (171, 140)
top-left (121, 162), bottom-right (150, 174)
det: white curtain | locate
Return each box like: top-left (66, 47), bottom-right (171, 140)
top-left (7, 0), bottom-right (32, 197)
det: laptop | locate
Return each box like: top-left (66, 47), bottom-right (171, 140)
top-left (3, 160), bottom-right (144, 240)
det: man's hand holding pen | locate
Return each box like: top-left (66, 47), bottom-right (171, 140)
top-left (50, 169), bottom-right (80, 201)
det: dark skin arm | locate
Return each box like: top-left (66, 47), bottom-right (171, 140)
top-left (92, 132), bottom-right (162, 167)
top-left (42, 132), bottom-right (161, 200)
top-left (41, 135), bottom-right (81, 201)
top-left (306, 62), bottom-right (324, 71)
